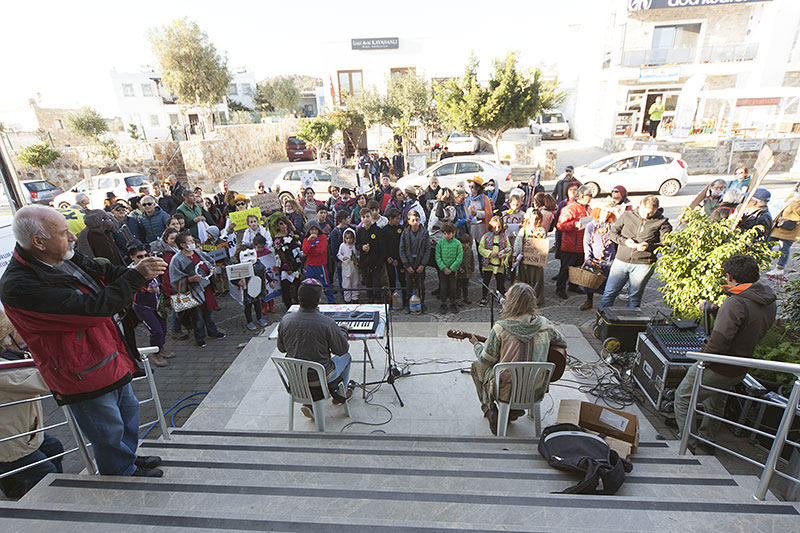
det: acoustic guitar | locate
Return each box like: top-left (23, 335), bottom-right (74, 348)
top-left (447, 329), bottom-right (566, 382)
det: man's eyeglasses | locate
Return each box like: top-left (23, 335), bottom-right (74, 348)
top-left (141, 202), bottom-right (154, 207)
top-left (132, 253), bottom-right (148, 260)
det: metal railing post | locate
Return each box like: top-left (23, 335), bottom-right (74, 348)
top-left (679, 362), bottom-right (705, 455)
top-left (754, 378), bottom-right (800, 501)
top-left (138, 348), bottom-right (171, 440)
top-left (62, 406), bottom-right (97, 475)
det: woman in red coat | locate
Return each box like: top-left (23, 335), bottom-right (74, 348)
top-left (555, 185), bottom-right (593, 299)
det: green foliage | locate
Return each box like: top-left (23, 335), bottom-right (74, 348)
top-left (655, 209), bottom-right (779, 319)
top-left (148, 18), bottom-right (231, 109)
top-left (66, 107), bottom-right (108, 140)
top-left (129, 123), bottom-right (142, 141)
top-left (290, 75), bottom-right (322, 92)
top-left (296, 117), bottom-right (336, 164)
top-left (436, 51), bottom-right (565, 162)
top-left (93, 138), bottom-right (120, 162)
top-left (255, 76), bottom-right (300, 112)
top-left (347, 89), bottom-right (393, 129)
top-left (386, 70), bottom-right (435, 153)
top-left (17, 143), bottom-right (60, 169)
top-left (229, 110), bottom-right (258, 124)
top-left (783, 251), bottom-right (800, 336)
top-left (752, 322), bottom-right (800, 388)
top-left (328, 107), bottom-right (366, 149)
top-left (227, 99), bottom-right (252, 113)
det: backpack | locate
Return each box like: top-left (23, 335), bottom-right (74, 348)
top-left (537, 423), bottom-right (632, 495)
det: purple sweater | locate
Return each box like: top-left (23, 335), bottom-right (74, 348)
top-left (583, 221), bottom-right (617, 266)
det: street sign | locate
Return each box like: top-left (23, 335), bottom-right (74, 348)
top-left (732, 140), bottom-right (764, 152)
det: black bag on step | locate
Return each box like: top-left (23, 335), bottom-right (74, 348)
top-left (537, 423), bottom-right (632, 495)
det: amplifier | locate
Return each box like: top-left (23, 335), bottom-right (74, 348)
top-left (593, 308), bottom-right (656, 353)
top-left (633, 333), bottom-right (693, 413)
top-left (645, 323), bottom-right (705, 363)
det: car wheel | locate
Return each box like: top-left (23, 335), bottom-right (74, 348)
top-left (585, 182), bottom-right (601, 198)
top-left (58, 202), bottom-right (70, 209)
top-left (659, 179), bottom-right (681, 197)
top-left (279, 191), bottom-right (294, 205)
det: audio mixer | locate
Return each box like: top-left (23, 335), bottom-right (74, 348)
top-left (645, 323), bottom-right (705, 363)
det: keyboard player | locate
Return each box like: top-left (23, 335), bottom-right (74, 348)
top-left (277, 279), bottom-right (354, 417)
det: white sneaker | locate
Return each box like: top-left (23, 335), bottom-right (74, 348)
top-left (767, 268), bottom-right (785, 277)
top-left (619, 293), bottom-right (629, 302)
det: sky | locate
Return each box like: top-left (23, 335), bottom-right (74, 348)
top-left (1, 0), bottom-right (591, 117)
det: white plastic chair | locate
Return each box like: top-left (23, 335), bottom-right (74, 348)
top-left (271, 356), bottom-right (350, 432)
top-left (493, 361), bottom-right (555, 438)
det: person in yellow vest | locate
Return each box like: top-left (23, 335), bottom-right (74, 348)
top-left (57, 207), bottom-right (86, 236)
top-left (648, 96), bottom-right (665, 138)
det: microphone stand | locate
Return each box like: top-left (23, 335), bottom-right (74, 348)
top-left (477, 278), bottom-right (504, 327)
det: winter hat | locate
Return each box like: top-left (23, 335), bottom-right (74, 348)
top-left (297, 278), bottom-right (323, 309)
top-left (751, 188), bottom-right (771, 205)
top-left (613, 185), bottom-right (628, 198)
top-left (565, 165), bottom-right (574, 172)
top-left (206, 225), bottom-right (220, 240)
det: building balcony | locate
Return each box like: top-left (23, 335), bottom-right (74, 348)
top-left (620, 43), bottom-right (758, 68)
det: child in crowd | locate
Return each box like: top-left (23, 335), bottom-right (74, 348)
top-left (328, 209), bottom-right (352, 292)
top-left (513, 208), bottom-right (547, 306)
top-left (456, 232), bottom-right (474, 305)
top-left (356, 210), bottom-right (383, 303)
top-left (253, 234), bottom-right (277, 314)
top-left (235, 246), bottom-right (268, 330)
top-left (173, 212), bottom-right (186, 231)
top-left (167, 216), bottom-right (181, 231)
top-left (503, 190), bottom-right (526, 284)
top-left (368, 200), bottom-right (388, 228)
top-left (382, 208), bottom-right (405, 303)
top-left (337, 228), bottom-right (359, 303)
top-left (435, 222), bottom-right (463, 314)
top-left (301, 222), bottom-right (336, 304)
top-left (241, 214), bottom-right (269, 246)
top-left (315, 205), bottom-right (333, 236)
top-left (478, 216), bottom-right (511, 306)
top-left (399, 209), bottom-right (430, 312)
top-left (352, 194), bottom-right (368, 225)
top-left (272, 217), bottom-right (304, 309)
top-left (128, 242), bottom-right (172, 367)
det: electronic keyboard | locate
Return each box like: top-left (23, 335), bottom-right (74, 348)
top-left (322, 310), bottom-right (380, 334)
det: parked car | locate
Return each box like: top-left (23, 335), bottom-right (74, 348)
top-left (272, 164), bottom-right (341, 204)
top-left (397, 156), bottom-right (515, 194)
top-left (51, 172), bottom-right (151, 209)
top-left (572, 151), bottom-right (688, 197)
top-left (445, 132), bottom-right (479, 154)
top-left (529, 110), bottom-right (570, 139)
top-left (286, 136), bottom-right (315, 162)
top-left (20, 180), bottom-right (63, 205)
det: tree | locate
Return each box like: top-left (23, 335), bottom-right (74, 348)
top-left (328, 107), bottom-right (366, 154)
top-left (227, 99), bottom-right (252, 112)
top-left (66, 107), bottom-right (108, 140)
top-left (436, 52), bottom-right (565, 163)
top-left (255, 76), bottom-right (300, 112)
top-left (148, 18), bottom-right (231, 132)
top-left (296, 117), bottom-right (337, 164)
top-left (655, 209), bottom-right (779, 320)
top-left (17, 143), bottom-right (60, 178)
top-left (386, 71), bottom-right (436, 161)
top-left (290, 75), bottom-right (323, 92)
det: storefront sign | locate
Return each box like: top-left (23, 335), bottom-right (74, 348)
top-left (629, 0), bottom-right (771, 11)
top-left (732, 139), bottom-right (764, 152)
top-left (352, 38), bottom-right (399, 50)
top-left (736, 97), bottom-right (781, 107)
top-left (638, 66), bottom-right (680, 83)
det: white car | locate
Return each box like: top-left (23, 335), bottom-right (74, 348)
top-left (445, 132), bottom-right (479, 154)
top-left (272, 164), bottom-right (341, 204)
top-left (52, 172), bottom-right (151, 209)
top-left (529, 110), bottom-right (570, 139)
top-left (572, 151), bottom-right (688, 197)
top-left (397, 156), bottom-right (515, 193)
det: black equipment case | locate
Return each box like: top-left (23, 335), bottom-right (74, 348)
top-left (593, 308), bottom-right (655, 353)
top-left (632, 332), bottom-right (693, 413)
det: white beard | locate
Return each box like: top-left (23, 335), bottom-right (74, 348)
top-left (63, 247), bottom-right (75, 261)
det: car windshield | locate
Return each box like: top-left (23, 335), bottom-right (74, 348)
top-left (24, 181), bottom-right (58, 192)
top-left (587, 155), bottom-right (618, 169)
top-left (449, 132), bottom-right (468, 138)
top-left (124, 175), bottom-right (146, 187)
top-left (541, 113), bottom-right (565, 123)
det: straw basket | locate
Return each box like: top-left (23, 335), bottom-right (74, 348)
top-left (569, 266), bottom-right (606, 290)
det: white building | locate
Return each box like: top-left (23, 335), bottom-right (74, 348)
top-left (109, 68), bottom-right (258, 141)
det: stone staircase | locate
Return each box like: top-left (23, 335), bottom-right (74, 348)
top-left (1, 429), bottom-right (798, 531)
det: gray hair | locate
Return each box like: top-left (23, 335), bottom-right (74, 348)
top-left (140, 195), bottom-right (155, 205)
top-left (454, 188), bottom-right (468, 198)
top-left (722, 188), bottom-right (743, 204)
top-left (576, 185), bottom-right (593, 199)
top-left (710, 179), bottom-right (726, 189)
top-left (13, 205), bottom-right (61, 249)
top-left (74, 192), bottom-right (90, 205)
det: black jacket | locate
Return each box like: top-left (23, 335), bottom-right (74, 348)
top-left (382, 223), bottom-right (404, 265)
top-left (609, 208), bottom-right (672, 264)
top-left (356, 224), bottom-right (383, 270)
top-left (738, 207), bottom-right (772, 242)
top-left (158, 195), bottom-right (178, 215)
top-left (704, 282), bottom-right (777, 377)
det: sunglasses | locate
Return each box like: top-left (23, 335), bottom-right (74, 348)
top-left (141, 202), bottom-right (154, 207)
top-left (236, 202), bottom-right (247, 206)
top-left (132, 253), bottom-right (148, 259)
top-left (611, 190), bottom-right (620, 193)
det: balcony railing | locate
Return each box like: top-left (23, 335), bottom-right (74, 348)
top-left (620, 43), bottom-right (758, 67)
top-left (678, 352), bottom-right (800, 501)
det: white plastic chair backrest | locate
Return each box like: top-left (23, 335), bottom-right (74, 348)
top-left (494, 362), bottom-right (555, 408)
top-left (272, 356), bottom-right (330, 405)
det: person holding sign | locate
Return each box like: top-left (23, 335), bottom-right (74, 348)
top-left (512, 209), bottom-right (547, 306)
top-left (579, 199), bottom-right (618, 311)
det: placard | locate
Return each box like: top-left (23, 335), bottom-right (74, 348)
top-left (226, 262), bottom-right (254, 281)
top-left (299, 171), bottom-right (316, 190)
top-left (204, 245), bottom-right (229, 263)
top-left (332, 168), bottom-right (357, 189)
top-left (522, 237), bottom-right (549, 267)
top-left (250, 192), bottom-right (281, 213)
top-left (228, 207), bottom-right (262, 231)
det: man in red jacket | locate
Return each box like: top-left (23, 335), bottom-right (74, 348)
top-left (555, 185), bottom-right (593, 299)
top-left (0, 205), bottom-right (167, 477)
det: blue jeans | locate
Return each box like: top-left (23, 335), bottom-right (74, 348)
top-left (68, 383), bottom-right (139, 476)
top-left (191, 307), bottom-right (221, 343)
top-left (599, 259), bottom-right (655, 308)
top-left (771, 238), bottom-right (794, 268)
top-left (0, 433), bottom-right (63, 498)
top-left (327, 353), bottom-right (352, 390)
top-left (171, 310), bottom-right (182, 333)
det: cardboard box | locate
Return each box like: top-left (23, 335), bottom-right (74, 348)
top-left (556, 399), bottom-right (639, 459)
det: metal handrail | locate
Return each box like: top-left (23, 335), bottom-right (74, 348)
top-left (0, 347), bottom-right (170, 484)
top-left (678, 351), bottom-right (800, 501)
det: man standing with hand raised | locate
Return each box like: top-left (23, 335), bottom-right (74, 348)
top-left (0, 205), bottom-right (169, 478)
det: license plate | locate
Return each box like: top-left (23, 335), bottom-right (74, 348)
top-left (294, 151), bottom-right (304, 155)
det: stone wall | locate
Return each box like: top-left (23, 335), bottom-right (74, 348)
top-left (602, 136), bottom-right (800, 175)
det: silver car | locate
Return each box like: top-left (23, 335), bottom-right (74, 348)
top-left (529, 110), bottom-right (570, 139)
top-left (572, 151), bottom-right (688, 197)
top-left (397, 156), bottom-right (515, 193)
top-left (20, 180), bottom-right (63, 205)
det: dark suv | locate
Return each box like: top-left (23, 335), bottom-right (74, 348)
top-left (286, 136), bottom-right (315, 162)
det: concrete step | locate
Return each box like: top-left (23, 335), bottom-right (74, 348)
top-left (5, 474), bottom-right (798, 532)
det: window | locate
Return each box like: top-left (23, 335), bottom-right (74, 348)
top-left (141, 83), bottom-right (154, 97)
top-left (607, 157), bottom-right (638, 172)
top-left (122, 84), bottom-right (135, 97)
top-left (652, 23), bottom-right (701, 50)
top-left (639, 155), bottom-right (667, 167)
top-left (168, 114), bottom-right (179, 125)
top-left (432, 163), bottom-right (456, 177)
top-left (337, 70), bottom-right (363, 104)
top-left (390, 67), bottom-right (415, 82)
top-left (242, 84), bottom-right (253, 96)
top-left (149, 114), bottom-right (160, 127)
top-left (97, 176), bottom-right (118, 189)
top-left (74, 179), bottom-right (92, 192)
top-left (227, 83), bottom-right (238, 96)
top-left (315, 170), bottom-right (331, 181)
top-left (456, 162), bottom-right (483, 174)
